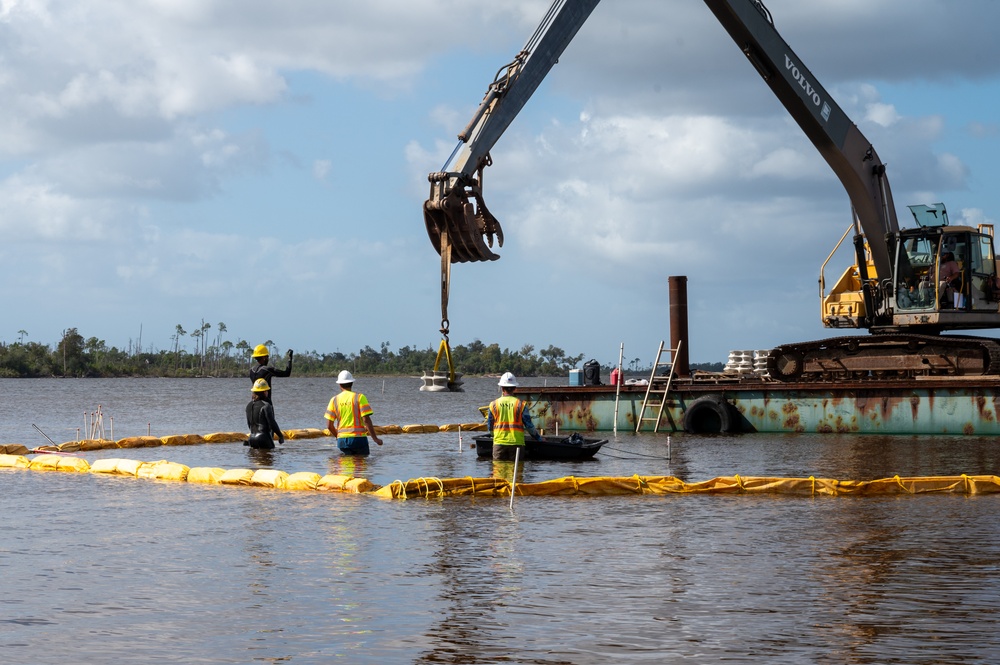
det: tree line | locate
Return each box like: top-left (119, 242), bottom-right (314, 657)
top-left (0, 326), bottom-right (610, 378)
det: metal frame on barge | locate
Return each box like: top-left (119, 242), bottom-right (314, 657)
top-left (519, 375), bottom-right (1000, 436)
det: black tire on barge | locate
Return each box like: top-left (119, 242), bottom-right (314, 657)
top-left (683, 395), bottom-right (739, 434)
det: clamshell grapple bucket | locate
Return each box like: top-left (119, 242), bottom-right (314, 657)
top-left (424, 172), bottom-right (503, 264)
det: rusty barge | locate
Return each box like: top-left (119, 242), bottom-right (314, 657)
top-left (520, 375), bottom-right (1000, 436)
top-left (518, 276), bottom-right (1000, 436)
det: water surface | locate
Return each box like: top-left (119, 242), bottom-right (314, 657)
top-left (2, 377), bottom-right (999, 663)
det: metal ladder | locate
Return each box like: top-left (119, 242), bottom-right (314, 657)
top-left (635, 340), bottom-right (681, 433)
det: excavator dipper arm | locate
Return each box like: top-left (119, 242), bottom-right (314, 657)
top-left (424, 0), bottom-right (601, 264)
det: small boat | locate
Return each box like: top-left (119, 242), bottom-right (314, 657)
top-left (472, 433), bottom-right (606, 461)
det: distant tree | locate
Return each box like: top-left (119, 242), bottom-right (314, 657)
top-left (174, 324), bottom-right (186, 355)
top-left (190, 328), bottom-right (203, 370)
top-left (200, 320), bottom-right (212, 362)
top-left (539, 345), bottom-right (565, 364)
top-left (56, 328), bottom-right (86, 376)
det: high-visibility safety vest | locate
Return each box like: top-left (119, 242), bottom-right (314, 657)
top-left (325, 391), bottom-right (372, 438)
top-left (489, 395), bottom-right (526, 446)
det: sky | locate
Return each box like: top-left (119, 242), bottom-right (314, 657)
top-left (2, 0), bottom-right (1000, 368)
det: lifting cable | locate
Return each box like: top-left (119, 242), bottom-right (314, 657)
top-left (436, 227), bottom-right (457, 384)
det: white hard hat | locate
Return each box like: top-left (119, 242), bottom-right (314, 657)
top-left (337, 370), bottom-right (355, 384)
top-left (498, 372), bottom-right (518, 387)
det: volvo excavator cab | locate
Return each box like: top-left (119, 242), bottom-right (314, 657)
top-left (823, 203), bottom-right (1000, 334)
top-left (796, 204), bottom-right (1000, 384)
top-left (891, 217), bottom-right (1000, 322)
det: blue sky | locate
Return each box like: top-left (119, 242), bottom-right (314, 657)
top-left (2, 0), bottom-right (999, 368)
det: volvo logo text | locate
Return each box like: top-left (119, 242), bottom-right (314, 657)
top-left (785, 55), bottom-right (824, 111)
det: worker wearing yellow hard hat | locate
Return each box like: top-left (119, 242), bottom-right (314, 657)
top-left (246, 378), bottom-right (284, 449)
top-left (249, 343), bottom-right (293, 404)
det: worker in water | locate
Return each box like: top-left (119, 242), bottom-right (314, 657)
top-left (323, 370), bottom-right (384, 455)
top-left (487, 372), bottom-right (543, 461)
top-left (249, 343), bottom-right (293, 403)
top-left (246, 378), bottom-right (284, 449)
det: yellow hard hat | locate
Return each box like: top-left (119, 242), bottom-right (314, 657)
top-left (251, 378), bottom-right (270, 392)
top-left (252, 344), bottom-right (269, 358)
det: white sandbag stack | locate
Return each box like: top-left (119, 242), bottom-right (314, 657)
top-left (753, 350), bottom-right (771, 377)
top-left (724, 350), bottom-right (755, 375)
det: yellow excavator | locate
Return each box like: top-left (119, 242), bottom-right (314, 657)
top-left (424, 0), bottom-right (1000, 382)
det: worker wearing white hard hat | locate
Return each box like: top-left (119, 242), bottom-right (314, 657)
top-left (249, 343), bottom-right (293, 404)
top-left (323, 370), bottom-right (383, 455)
top-left (498, 371), bottom-right (517, 387)
top-left (487, 371), bottom-right (542, 461)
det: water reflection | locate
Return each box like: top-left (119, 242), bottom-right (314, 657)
top-left (246, 446), bottom-right (276, 467)
top-left (329, 454), bottom-right (368, 478)
top-left (804, 498), bottom-right (1000, 662)
top-left (491, 459), bottom-right (524, 484)
top-left (415, 505), bottom-right (530, 663)
top-left (242, 495), bottom-right (278, 575)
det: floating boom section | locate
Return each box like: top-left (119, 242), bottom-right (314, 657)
top-left (424, 0), bottom-right (601, 263)
top-left (703, 0), bottom-right (898, 284)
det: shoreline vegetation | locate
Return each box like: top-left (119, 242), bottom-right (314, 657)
top-left (1, 326), bottom-right (724, 379)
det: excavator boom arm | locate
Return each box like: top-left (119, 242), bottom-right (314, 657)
top-left (425, 0), bottom-right (898, 278)
top-left (447, 0), bottom-right (600, 181)
top-left (704, 0), bottom-right (898, 279)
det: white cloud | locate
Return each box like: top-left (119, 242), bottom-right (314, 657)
top-left (0, 175), bottom-right (135, 241)
top-left (954, 208), bottom-right (995, 227)
top-left (312, 159), bottom-right (331, 182)
top-left (865, 102), bottom-right (901, 128)
top-left (2, 0), bottom-right (999, 362)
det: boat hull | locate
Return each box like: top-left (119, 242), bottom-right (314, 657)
top-left (473, 434), bottom-right (606, 460)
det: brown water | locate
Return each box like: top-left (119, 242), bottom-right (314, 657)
top-left (2, 377), bottom-right (1000, 663)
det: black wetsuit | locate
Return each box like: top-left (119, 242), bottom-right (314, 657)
top-left (249, 357), bottom-right (293, 404)
top-left (246, 399), bottom-right (284, 449)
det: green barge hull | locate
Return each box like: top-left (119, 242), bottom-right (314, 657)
top-left (519, 377), bottom-right (1000, 436)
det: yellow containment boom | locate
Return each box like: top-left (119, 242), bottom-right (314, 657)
top-left (4, 452), bottom-right (999, 500)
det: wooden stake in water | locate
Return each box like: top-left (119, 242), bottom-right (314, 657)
top-left (458, 425), bottom-right (463, 453)
top-left (667, 435), bottom-right (671, 461)
top-left (613, 342), bottom-right (624, 436)
top-left (509, 446), bottom-right (521, 510)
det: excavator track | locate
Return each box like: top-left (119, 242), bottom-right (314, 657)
top-left (764, 334), bottom-right (1000, 382)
